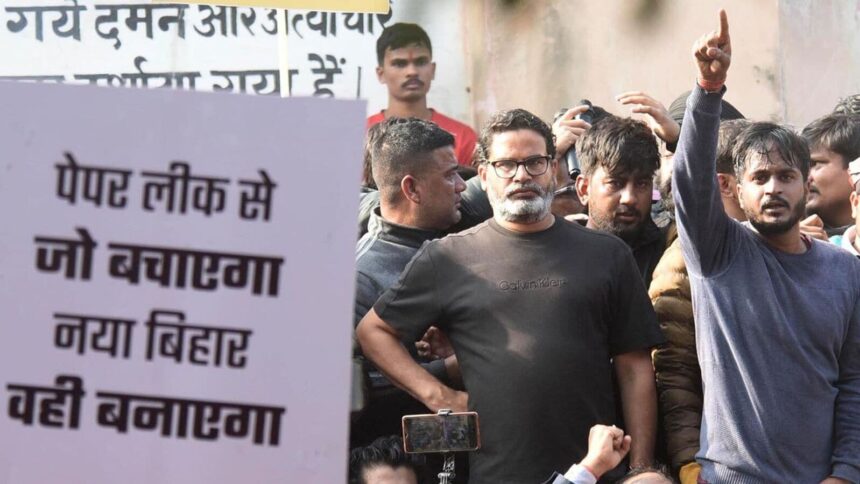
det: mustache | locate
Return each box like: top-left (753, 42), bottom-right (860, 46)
top-left (616, 206), bottom-right (642, 217)
top-left (808, 185), bottom-right (820, 195)
top-left (761, 196), bottom-right (789, 209)
top-left (401, 79), bottom-right (425, 88)
top-left (504, 182), bottom-right (547, 198)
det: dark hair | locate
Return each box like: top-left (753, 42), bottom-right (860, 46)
top-left (616, 464), bottom-right (676, 483)
top-left (716, 119), bottom-right (752, 175)
top-left (376, 23), bottom-right (432, 65)
top-left (733, 122), bottom-right (811, 180)
top-left (666, 90), bottom-right (745, 153)
top-left (834, 94), bottom-right (860, 115)
top-left (801, 114), bottom-right (860, 168)
top-left (577, 116), bottom-right (660, 178)
top-left (476, 108), bottom-right (555, 164)
top-left (349, 436), bottom-right (420, 484)
top-left (371, 117), bottom-right (454, 203)
top-left (362, 123), bottom-right (388, 189)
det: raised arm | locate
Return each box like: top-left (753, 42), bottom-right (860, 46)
top-left (672, 10), bottom-right (735, 276)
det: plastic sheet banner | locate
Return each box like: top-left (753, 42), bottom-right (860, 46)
top-left (156, 0), bottom-right (390, 13)
top-left (0, 81), bottom-right (364, 484)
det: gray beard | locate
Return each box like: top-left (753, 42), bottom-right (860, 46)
top-left (488, 181), bottom-right (554, 224)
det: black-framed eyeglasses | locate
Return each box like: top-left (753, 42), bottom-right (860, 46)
top-left (486, 155), bottom-right (551, 179)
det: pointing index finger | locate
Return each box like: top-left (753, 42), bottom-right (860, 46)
top-left (717, 9), bottom-right (729, 42)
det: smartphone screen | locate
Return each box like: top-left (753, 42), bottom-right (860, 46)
top-left (401, 412), bottom-right (480, 453)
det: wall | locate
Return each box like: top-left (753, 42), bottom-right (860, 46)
top-left (461, 0), bottom-right (860, 130)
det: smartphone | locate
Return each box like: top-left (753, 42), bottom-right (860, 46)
top-left (565, 99), bottom-right (594, 177)
top-left (401, 412), bottom-right (481, 453)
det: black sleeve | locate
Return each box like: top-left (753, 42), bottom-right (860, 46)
top-left (373, 242), bottom-right (445, 344)
top-left (354, 271), bottom-right (381, 327)
top-left (447, 176), bottom-right (492, 233)
top-left (608, 245), bottom-right (666, 356)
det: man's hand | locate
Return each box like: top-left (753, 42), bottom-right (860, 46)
top-left (820, 478), bottom-right (851, 484)
top-left (425, 385), bottom-right (469, 413)
top-left (799, 214), bottom-right (829, 241)
top-left (564, 213), bottom-right (589, 225)
top-left (579, 425), bottom-right (632, 479)
top-left (617, 91), bottom-right (680, 144)
top-left (416, 326), bottom-right (454, 360)
top-left (693, 10), bottom-right (731, 87)
top-left (552, 105), bottom-right (593, 160)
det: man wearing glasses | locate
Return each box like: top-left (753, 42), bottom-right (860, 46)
top-left (357, 109), bottom-right (664, 484)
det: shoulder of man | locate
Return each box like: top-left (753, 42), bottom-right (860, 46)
top-left (813, 236), bottom-right (860, 265)
top-left (365, 111), bottom-right (385, 129)
top-left (430, 110), bottom-right (477, 137)
top-left (560, 218), bottom-right (633, 253)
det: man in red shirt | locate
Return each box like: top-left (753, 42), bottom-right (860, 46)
top-left (368, 23), bottom-right (477, 166)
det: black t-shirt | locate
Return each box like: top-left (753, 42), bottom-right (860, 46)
top-left (374, 216), bottom-right (664, 484)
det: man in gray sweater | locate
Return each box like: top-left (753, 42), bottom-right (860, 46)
top-left (674, 11), bottom-right (860, 484)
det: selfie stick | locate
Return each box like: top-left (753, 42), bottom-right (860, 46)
top-left (436, 409), bottom-right (456, 484)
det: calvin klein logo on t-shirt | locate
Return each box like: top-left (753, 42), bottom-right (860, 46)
top-left (498, 278), bottom-right (568, 291)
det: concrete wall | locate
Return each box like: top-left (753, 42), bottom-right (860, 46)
top-left (459, 0), bottom-right (860, 130)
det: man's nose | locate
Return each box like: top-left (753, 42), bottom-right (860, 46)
top-left (764, 177), bottom-right (783, 194)
top-left (620, 183), bottom-right (637, 205)
top-left (512, 163), bottom-right (533, 182)
top-left (455, 174), bottom-right (467, 193)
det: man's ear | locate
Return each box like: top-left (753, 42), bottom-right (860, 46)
top-left (430, 61), bottom-right (436, 81)
top-left (478, 163), bottom-right (488, 191)
top-left (736, 181), bottom-right (745, 210)
top-left (575, 174), bottom-right (590, 206)
top-left (850, 191), bottom-right (859, 219)
top-left (376, 65), bottom-right (385, 83)
top-left (401, 175), bottom-right (420, 203)
top-left (717, 173), bottom-right (735, 199)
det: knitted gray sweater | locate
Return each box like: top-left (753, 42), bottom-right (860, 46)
top-left (673, 86), bottom-right (860, 484)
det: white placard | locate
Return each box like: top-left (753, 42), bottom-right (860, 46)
top-left (0, 0), bottom-right (470, 121)
top-left (0, 81), bottom-right (364, 484)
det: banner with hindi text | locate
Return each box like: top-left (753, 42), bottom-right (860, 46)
top-left (0, 81), bottom-right (364, 483)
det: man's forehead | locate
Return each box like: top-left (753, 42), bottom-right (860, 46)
top-left (809, 145), bottom-right (842, 161)
top-left (488, 129), bottom-right (546, 154)
top-left (745, 149), bottom-right (800, 172)
top-left (385, 43), bottom-right (431, 59)
top-left (593, 162), bottom-right (655, 181)
top-left (430, 145), bottom-right (457, 166)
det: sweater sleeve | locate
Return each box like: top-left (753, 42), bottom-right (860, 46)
top-left (831, 292), bottom-right (860, 483)
top-left (671, 85), bottom-right (735, 277)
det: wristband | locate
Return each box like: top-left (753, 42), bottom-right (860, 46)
top-left (697, 78), bottom-right (725, 93)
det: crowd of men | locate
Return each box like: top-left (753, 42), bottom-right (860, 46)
top-left (349, 12), bottom-right (860, 484)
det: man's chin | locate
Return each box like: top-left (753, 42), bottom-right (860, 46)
top-left (396, 90), bottom-right (428, 102)
top-left (750, 213), bottom-right (801, 236)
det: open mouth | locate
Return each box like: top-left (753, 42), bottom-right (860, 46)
top-left (762, 200), bottom-right (788, 210)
